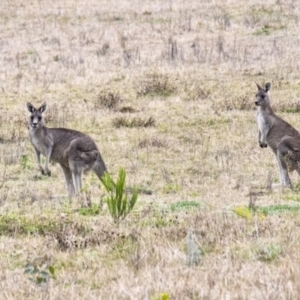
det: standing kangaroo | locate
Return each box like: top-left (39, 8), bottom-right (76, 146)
top-left (27, 102), bottom-right (107, 197)
top-left (255, 82), bottom-right (300, 188)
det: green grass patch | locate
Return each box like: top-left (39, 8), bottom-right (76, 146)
top-left (256, 244), bottom-right (282, 262)
top-left (162, 184), bottom-right (181, 194)
top-left (140, 209), bottom-right (177, 228)
top-left (78, 204), bottom-right (101, 216)
top-left (253, 24), bottom-right (286, 36)
top-left (285, 193), bottom-right (300, 202)
top-left (234, 204), bottom-right (300, 219)
top-left (0, 213), bottom-right (59, 235)
top-left (170, 201), bottom-right (201, 212)
top-left (254, 25), bottom-right (271, 35)
top-left (284, 107), bottom-right (299, 113)
top-left (257, 204), bottom-right (300, 215)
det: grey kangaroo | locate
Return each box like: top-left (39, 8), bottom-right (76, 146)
top-left (27, 102), bottom-right (107, 197)
top-left (255, 82), bottom-right (300, 188)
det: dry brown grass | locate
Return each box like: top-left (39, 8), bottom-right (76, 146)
top-left (2, 0), bottom-right (300, 299)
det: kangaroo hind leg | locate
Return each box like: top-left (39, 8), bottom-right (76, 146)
top-left (71, 167), bottom-right (83, 195)
top-left (60, 164), bottom-right (76, 197)
top-left (276, 141), bottom-right (293, 188)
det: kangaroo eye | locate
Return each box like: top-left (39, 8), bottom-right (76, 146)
top-left (261, 95), bottom-right (265, 99)
top-left (38, 117), bottom-right (42, 121)
top-left (31, 116), bottom-right (34, 121)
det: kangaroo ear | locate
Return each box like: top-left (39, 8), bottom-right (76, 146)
top-left (27, 102), bottom-right (35, 113)
top-left (255, 82), bottom-right (263, 91)
top-left (265, 82), bottom-right (271, 92)
top-left (39, 102), bottom-right (47, 113)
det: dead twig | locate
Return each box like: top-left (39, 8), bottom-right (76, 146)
top-left (0, 164), bottom-right (7, 190)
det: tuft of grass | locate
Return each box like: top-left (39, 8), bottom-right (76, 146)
top-left (254, 25), bottom-right (272, 36)
top-left (96, 89), bottom-right (123, 109)
top-left (113, 116), bottom-right (155, 128)
top-left (182, 84), bottom-right (211, 101)
top-left (138, 137), bottom-right (168, 148)
top-left (119, 106), bottom-right (137, 113)
top-left (136, 72), bottom-right (177, 97)
top-left (53, 55), bottom-right (59, 62)
top-left (162, 184), bottom-right (181, 194)
top-left (96, 43), bottom-right (110, 56)
top-left (20, 154), bottom-right (32, 170)
top-left (256, 244), bottom-right (282, 262)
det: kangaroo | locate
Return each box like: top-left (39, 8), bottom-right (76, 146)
top-left (255, 82), bottom-right (300, 188)
top-left (27, 102), bottom-right (107, 197)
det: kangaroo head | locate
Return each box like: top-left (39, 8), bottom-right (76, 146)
top-left (27, 102), bottom-right (47, 129)
top-left (255, 82), bottom-right (271, 107)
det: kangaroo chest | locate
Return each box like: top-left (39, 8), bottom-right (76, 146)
top-left (257, 110), bottom-right (272, 138)
top-left (28, 130), bottom-right (48, 156)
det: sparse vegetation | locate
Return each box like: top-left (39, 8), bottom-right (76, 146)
top-left (2, 0), bottom-right (300, 298)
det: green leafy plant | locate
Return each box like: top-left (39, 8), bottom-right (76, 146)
top-left (20, 154), bottom-right (31, 169)
top-left (101, 168), bottom-right (138, 227)
top-left (24, 258), bottom-right (56, 285)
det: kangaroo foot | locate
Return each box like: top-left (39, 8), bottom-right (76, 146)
top-left (259, 142), bottom-right (268, 148)
top-left (41, 168), bottom-right (51, 176)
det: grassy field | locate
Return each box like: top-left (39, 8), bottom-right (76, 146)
top-left (2, 0), bottom-right (300, 299)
